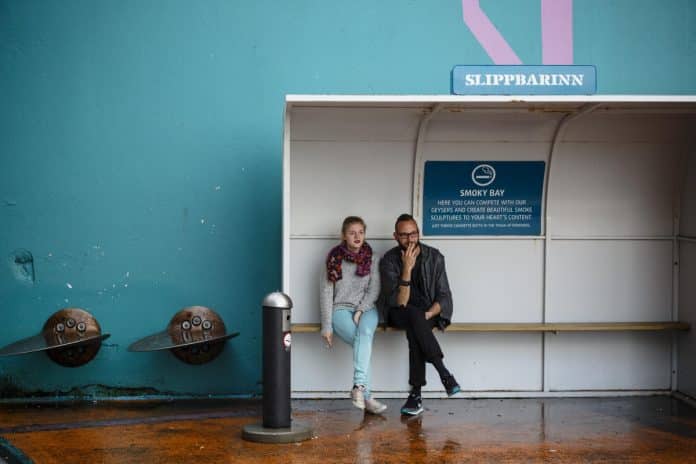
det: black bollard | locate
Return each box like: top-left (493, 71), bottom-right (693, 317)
top-left (262, 292), bottom-right (292, 428)
top-left (242, 292), bottom-right (312, 443)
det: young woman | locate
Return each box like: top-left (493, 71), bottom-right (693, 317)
top-left (320, 216), bottom-right (387, 414)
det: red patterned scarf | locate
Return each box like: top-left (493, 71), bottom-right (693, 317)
top-left (326, 242), bottom-right (373, 282)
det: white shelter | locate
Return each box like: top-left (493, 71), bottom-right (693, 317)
top-left (283, 95), bottom-right (696, 399)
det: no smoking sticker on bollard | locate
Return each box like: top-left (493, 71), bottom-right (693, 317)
top-left (282, 332), bottom-right (291, 351)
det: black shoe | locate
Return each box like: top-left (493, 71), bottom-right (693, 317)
top-left (443, 375), bottom-right (461, 397)
top-left (400, 392), bottom-right (424, 416)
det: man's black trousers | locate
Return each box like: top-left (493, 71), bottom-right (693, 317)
top-left (388, 305), bottom-right (444, 388)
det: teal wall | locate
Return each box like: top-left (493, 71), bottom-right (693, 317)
top-left (1, 0), bottom-right (695, 398)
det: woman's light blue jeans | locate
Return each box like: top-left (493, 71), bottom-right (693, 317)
top-left (332, 306), bottom-right (378, 398)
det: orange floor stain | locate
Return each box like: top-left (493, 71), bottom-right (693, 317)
top-left (1, 397), bottom-right (695, 463)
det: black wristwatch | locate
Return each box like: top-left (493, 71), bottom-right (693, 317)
top-left (398, 279), bottom-right (411, 287)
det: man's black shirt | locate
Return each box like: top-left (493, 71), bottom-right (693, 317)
top-left (408, 253), bottom-right (431, 311)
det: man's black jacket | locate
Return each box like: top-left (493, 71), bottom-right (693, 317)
top-left (378, 243), bottom-right (453, 330)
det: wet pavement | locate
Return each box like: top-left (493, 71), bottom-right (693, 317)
top-left (0, 396), bottom-right (695, 463)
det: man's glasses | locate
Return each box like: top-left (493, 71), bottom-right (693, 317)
top-left (397, 231), bottom-right (419, 239)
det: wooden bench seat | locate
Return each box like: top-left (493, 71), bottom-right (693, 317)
top-left (291, 322), bottom-right (690, 333)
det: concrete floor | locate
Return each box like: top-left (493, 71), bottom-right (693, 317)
top-left (0, 396), bottom-right (695, 463)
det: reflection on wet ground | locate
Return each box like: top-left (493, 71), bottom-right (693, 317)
top-left (0, 396), bottom-right (695, 463)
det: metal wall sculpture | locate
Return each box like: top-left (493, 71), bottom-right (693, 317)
top-left (0, 308), bottom-right (110, 367)
top-left (128, 306), bottom-right (238, 364)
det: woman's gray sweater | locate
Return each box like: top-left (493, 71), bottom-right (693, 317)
top-left (319, 255), bottom-right (380, 335)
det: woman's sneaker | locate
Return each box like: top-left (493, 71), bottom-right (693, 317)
top-left (400, 392), bottom-right (424, 416)
top-left (442, 375), bottom-right (461, 397)
top-left (351, 385), bottom-right (366, 409)
top-left (364, 398), bottom-right (387, 415)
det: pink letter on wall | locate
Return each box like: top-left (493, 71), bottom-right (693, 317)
top-left (541, 0), bottom-right (573, 64)
top-left (461, 0), bottom-right (522, 64)
top-left (462, 0), bottom-right (574, 65)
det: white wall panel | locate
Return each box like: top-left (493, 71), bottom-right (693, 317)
top-left (548, 241), bottom-right (673, 322)
top-left (426, 111), bottom-right (558, 142)
top-left (546, 333), bottom-right (672, 390)
top-left (422, 141), bottom-right (549, 162)
top-left (292, 332), bottom-right (542, 393)
top-left (427, 240), bottom-right (543, 323)
top-left (291, 107), bottom-right (421, 142)
top-left (563, 114), bottom-right (690, 143)
top-left (549, 143), bottom-right (679, 237)
top-left (681, 143), bottom-right (696, 236)
top-left (678, 243), bottom-right (696, 398)
top-left (677, 145), bottom-right (696, 398)
top-left (437, 334), bottom-right (541, 391)
top-left (290, 141), bottom-right (412, 237)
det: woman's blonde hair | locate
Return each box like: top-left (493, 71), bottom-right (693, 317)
top-left (341, 216), bottom-right (366, 234)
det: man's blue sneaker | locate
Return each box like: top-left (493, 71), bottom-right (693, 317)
top-left (443, 375), bottom-right (461, 397)
top-left (400, 392), bottom-right (424, 416)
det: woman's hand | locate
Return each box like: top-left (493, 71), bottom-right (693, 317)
top-left (322, 332), bottom-right (333, 348)
top-left (353, 310), bottom-right (363, 326)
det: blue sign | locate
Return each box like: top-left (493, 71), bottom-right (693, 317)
top-left (423, 161), bottom-right (545, 236)
top-left (451, 65), bottom-right (596, 95)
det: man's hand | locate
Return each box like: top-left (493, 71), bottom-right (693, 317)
top-left (425, 302), bottom-right (441, 320)
top-left (322, 332), bottom-right (333, 348)
top-left (401, 243), bottom-right (420, 274)
top-left (353, 310), bottom-right (363, 326)
top-left (397, 243), bottom-right (420, 307)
